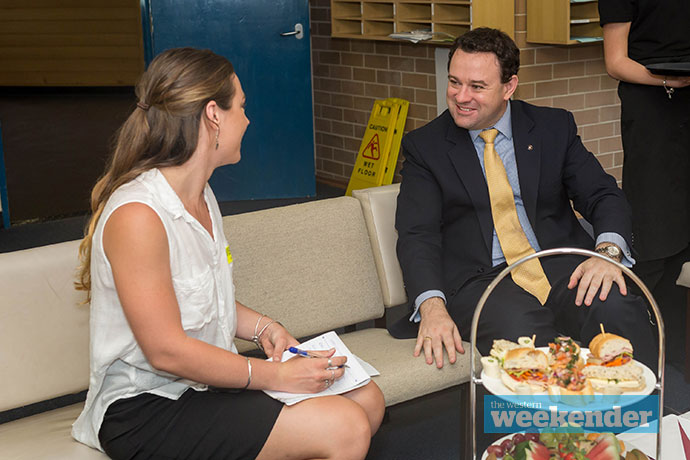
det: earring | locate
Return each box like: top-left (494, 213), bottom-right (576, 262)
top-left (215, 127), bottom-right (219, 150)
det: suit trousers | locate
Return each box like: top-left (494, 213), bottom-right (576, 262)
top-left (448, 255), bottom-right (657, 368)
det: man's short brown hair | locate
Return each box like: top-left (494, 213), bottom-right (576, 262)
top-left (448, 28), bottom-right (520, 83)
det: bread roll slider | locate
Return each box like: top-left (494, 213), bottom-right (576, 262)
top-left (489, 337), bottom-right (535, 363)
top-left (490, 339), bottom-right (521, 362)
top-left (500, 347), bottom-right (549, 393)
top-left (582, 332), bottom-right (644, 393)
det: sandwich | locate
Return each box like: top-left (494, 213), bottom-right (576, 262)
top-left (581, 332), bottom-right (644, 392)
top-left (489, 339), bottom-right (521, 365)
top-left (500, 347), bottom-right (549, 393)
top-left (489, 337), bottom-right (534, 363)
top-left (548, 336), bottom-right (584, 371)
top-left (547, 336), bottom-right (592, 399)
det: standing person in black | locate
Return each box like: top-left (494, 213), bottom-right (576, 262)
top-left (391, 28), bottom-right (657, 370)
top-left (599, 0), bottom-right (690, 368)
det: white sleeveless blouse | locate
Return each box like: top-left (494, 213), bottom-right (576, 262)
top-left (72, 169), bottom-right (238, 451)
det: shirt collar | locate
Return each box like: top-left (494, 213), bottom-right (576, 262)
top-left (469, 102), bottom-right (513, 143)
top-left (139, 168), bottom-right (192, 221)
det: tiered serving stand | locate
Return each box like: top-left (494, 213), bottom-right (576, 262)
top-left (468, 248), bottom-right (666, 460)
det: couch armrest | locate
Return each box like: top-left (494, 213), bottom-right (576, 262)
top-left (352, 184), bottom-right (407, 308)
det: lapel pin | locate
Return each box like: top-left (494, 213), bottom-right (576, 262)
top-left (527, 144), bottom-right (533, 151)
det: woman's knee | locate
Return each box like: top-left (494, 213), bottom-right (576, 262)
top-left (326, 399), bottom-right (372, 459)
top-left (266, 396), bottom-right (372, 460)
top-left (350, 382), bottom-right (385, 435)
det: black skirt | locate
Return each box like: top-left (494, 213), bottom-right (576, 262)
top-left (99, 388), bottom-right (283, 460)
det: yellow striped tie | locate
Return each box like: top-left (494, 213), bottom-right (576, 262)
top-left (480, 128), bottom-right (551, 305)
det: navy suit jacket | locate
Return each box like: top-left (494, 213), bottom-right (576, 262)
top-left (395, 100), bottom-right (632, 308)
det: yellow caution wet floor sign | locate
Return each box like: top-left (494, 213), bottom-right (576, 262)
top-left (345, 98), bottom-right (409, 196)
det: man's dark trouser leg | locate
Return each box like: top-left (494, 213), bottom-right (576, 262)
top-left (544, 255), bottom-right (657, 369)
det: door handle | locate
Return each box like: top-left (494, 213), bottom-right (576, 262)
top-left (280, 23), bottom-right (304, 40)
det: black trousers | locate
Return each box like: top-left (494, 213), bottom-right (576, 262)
top-left (631, 244), bottom-right (690, 368)
top-left (391, 255), bottom-right (657, 369)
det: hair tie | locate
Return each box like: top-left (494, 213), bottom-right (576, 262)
top-left (136, 101), bottom-right (150, 111)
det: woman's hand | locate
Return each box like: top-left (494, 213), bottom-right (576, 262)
top-left (276, 348), bottom-right (347, 393)
top-left (259, 322), bottom-right (299, 363)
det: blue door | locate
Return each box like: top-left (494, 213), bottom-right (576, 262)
top-left (144, 0), bottom-right (315, 200)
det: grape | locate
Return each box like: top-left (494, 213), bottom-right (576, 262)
top-left (500, 438), bottom-right (514, 452)
top-left (487, 445), bottom-right (504, 457)
top-left (539, 432), bottom-right (558, 449)
top-left (512, 433), bottom-right (526, 445)
top-left (525, 433), bottom-right (540, 443)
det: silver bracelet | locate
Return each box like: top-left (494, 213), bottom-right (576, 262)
top-left (252, 319), bottom-right (282, 351)
top-left (241, 357), bottom-right (252, 391)
top-left (252, 314), bottom-right (267, 339)
top-left (662, 79), bottom-right (675, 99)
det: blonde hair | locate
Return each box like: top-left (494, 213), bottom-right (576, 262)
top-left (76, 48), bottom-right (236, 299)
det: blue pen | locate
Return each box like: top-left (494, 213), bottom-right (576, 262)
top-left (288, 346), bottom-right (319, 358)
top-left (288, 347), bottom-right (349, 368)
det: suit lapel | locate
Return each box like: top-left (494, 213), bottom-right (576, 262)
top-left (510, 101), bottom-right (541, 231)
top-left (444, 117), bottom-right (494, 254)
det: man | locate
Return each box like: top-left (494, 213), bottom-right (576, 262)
top-left (393, 28), bottom-right (656, 369)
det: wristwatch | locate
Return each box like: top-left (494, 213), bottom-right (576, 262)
top-left (595, 244), bottom-right (622, 262)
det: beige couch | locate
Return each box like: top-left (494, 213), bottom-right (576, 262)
top-left (0, 184), bottom-right (474, 459)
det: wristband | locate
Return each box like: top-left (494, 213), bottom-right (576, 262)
top-left (242, 357), bottom-right (252, 391)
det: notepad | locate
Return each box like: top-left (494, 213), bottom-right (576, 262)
top-left (263, 331), bottom-right (378, 406)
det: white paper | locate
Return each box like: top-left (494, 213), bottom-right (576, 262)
top-left (617, 414), bottom-right (690, 459)
top-left (263, 331), bottom-right (373, 406)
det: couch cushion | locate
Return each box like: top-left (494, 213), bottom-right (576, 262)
top-left (223, 197), bottom-right (385, 352)
top-left (0, 240), bottom-right (89, 411)
top-left (340, 328), bottom-right (474, 407)
top-left (352, 184), bottom-right (407, 308)
top-left (0, 403), bottom-right (106, 459)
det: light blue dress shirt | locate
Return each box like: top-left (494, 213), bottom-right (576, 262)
top-left (410, 104), bottom-right (634, 322)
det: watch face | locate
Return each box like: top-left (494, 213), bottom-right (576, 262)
top-left (597, 245), bottom-right (621, 259)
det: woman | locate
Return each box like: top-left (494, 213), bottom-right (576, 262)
top-left (72, 47), bottom-right (384, 459)
top-left (599, 0), bottom-right (690, 367)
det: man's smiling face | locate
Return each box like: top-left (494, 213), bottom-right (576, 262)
top-left (446, 49), bottom-right (518, 131)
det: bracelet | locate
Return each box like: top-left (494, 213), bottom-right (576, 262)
top-left (253, 314), bottom-right (267, 340)
top-left (241, 357), bottom-right (252, 391)
top-left (662, 79), bottom-right (675, 99)
top-left (251, 318), bottom-right (283, 351)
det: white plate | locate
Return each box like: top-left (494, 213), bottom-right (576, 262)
top-left (481, 347), bottom-right (656, 398)
top-left (481, 433), bottom-right (635, 460)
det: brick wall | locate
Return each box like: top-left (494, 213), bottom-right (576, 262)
top-left (309, 0), bottom-right (623, 188)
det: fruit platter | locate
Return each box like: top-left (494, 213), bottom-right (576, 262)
top-left (481, 431), bottom-right (651, 460)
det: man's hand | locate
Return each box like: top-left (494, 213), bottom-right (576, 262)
top-left (567, 255), bottom-right (627, 307)
top-left (414, 297), bottom-right (464, 368)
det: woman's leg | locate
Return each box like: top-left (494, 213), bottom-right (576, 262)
top-left (256, 395), bottom-right (373, 460)
top-left (339, 381), bottom-right (385, 436)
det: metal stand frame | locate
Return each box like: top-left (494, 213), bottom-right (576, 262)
top-left (467, 247), bottom-right (665, 460)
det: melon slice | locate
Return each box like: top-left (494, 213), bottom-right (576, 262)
top-left (586, 433), bottom-right (621, 460)
top-left (525, 440), bottom-right (550, 460)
